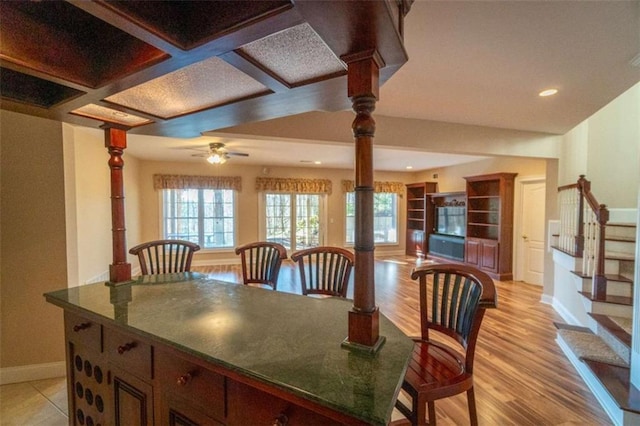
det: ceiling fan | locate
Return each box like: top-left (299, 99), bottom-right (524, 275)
top-left (191, 142), bottom-right (249, 164)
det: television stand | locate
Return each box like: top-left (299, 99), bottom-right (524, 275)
top-left (428, 234), bottom-right (465, 262)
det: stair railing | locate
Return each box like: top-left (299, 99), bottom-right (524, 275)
top-left (557, 175), bottom-right (609, 299)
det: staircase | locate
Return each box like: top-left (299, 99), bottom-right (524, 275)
top-left (553, 179), bottom-right (639, 425)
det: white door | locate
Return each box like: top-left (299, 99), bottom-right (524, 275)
top-left (519, 181), bottom-right (546, 285)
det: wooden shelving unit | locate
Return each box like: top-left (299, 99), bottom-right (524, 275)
top-left (405, 182), bottom-right (438, 257)
top-left (464, 173), bottom-right (517, 280)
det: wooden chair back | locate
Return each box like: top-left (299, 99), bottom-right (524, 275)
top-left (129, 240), bottom-right (201, 275)
top-left (290, 246), bottom-right (354, 298)
top-left (395, 263), bottom-right (497, 425)
top-left (412, 263), bottom-right (497, 371)
top-left (234, 241), bottom-right (288, 290)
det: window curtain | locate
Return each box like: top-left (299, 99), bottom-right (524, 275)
top-left (341, 180), bottom-right (405, 195)
top-left (153, 174), bottom-right (242, 191)
top-left (255, 177), bottom-right (332, 194)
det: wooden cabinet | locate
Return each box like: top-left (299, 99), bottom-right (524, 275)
top-left (405, 182), bottom-right (438, 257)
top-left (63, 310), bottom-right (371, 426)
top-left (464, 173), bottom-right (517, 280)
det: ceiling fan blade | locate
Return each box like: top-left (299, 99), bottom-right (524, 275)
top-left (227, 152), bottom-right (249, 157)
top-left (191, 153), bottom-right (208, 157)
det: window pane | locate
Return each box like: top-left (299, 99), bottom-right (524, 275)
top-left (345, 192), bottom-right (397, 244)
top-left (265, 194), bottom-right (291, 248)
top-left (162, 188), bottom-right (235, 249)
top-left (345, 193), bottom-right (355, 244)
top-left (296, 194), bottom-right (320, 249)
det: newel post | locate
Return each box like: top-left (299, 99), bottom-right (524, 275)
top-left (342, 51), bottom-right (386, 353)
top-left (104, 125), bottom-right (132, 284)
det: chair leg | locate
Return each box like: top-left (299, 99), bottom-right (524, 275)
top-left (427, 401), bottom-right (436, 426)
top-left (409, 394), bottom-right (429, 426)
top-left (467, 387), bottom-right (478, 426)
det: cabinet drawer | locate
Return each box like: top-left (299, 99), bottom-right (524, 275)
top-left (103, 326), bottom-right (152, 381)
top-left (65, 311), bottom-right (102, 353)
top-left (155, 348), bottom-right (226, 421)
top-left (227, 380), bottom-right (345, 426)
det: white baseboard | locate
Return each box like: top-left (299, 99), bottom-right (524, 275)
top-left (1, 361), bottom-right (66, 385)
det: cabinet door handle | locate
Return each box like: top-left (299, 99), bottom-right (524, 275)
top-left (73, 322), bottom-right (91, 332)
top-left (117, 342), bottom-right (136, 354)
top-left (176, 372), bottom-right (193, 386)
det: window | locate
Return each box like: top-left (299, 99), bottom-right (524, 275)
top-left (345, 192), bottom-right (398, 244)
top-left (263, 193), bottom-right (323, 250)
top-left (162, 188), bottom-right (235, 249)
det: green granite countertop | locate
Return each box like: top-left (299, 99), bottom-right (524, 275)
top-left (45, 273), bottom-right (413, 425)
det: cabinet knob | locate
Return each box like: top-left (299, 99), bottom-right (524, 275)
top-left (117, 342), bottom-right (136, 354)
top-left (73, 322), bottom-right (91, 332)
top-left (176, 372), bottom-right (193, 386)
top-left (273, 413), bottom-right (288, 426)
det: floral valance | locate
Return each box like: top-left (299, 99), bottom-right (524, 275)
top-left (153, 174), bottom-right (242, 191)
top-left (255, 177), bottom-right (332, 194)
top-left (341, 180), bottom-right (405, 194)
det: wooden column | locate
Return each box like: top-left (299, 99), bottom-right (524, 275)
top-left (342, 51), bottom-right (385, 352)
top-left (104, 126), bottom-right (132, 284)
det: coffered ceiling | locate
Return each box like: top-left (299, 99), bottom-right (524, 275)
top-left (2, 1), bottom-right (639, 171)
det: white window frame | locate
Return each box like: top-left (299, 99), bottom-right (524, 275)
top-left (258, 192), bottom-right (327, 251)
top-left (158, 188), bottom-right (238, 251)
top-left (345, 191), bottom-right (399, 246)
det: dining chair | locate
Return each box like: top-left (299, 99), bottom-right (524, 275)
top-left (129, 239), bottom-right (200, 275)
top-left (395, 263), bottom-right (497, 426)
top-left (290, 246), bottom-right (354, 298)
top-left (234, 241), bottom-right (288, 290)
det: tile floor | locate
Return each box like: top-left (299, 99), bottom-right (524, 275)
top-left (0, 377), bottom-right (68, 425)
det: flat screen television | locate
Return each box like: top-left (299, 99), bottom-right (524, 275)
top-left (436, 206), bottom-right (466, 237)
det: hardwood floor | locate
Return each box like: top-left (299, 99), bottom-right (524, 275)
top-left (195, 255), bottom-right (612, 425)
top-left (2, 255), bottom-right (611, 425)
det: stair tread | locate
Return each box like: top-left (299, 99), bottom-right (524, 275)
top-left (554, 322), bottom-right (592, 333)
top-left (578, 291), bottom-right (633, 306)
top-left (571, 271), bottom-right (633, 283)
top-left (583, 360), bottom-right (640, 415)
top-left (558, 329), bottom-right (628, 367)
top-left (605, 235), bottom-right (636, 243)
top-left (588, 313), bottom-right (632, 347)
top-left (604, 251), bottom-right (635, 261)
top-left (607, 222), bottom-right (637, 228)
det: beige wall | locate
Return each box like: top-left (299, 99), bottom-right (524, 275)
top-left (1, 111), bottom-right (67, 369)
top-left (135, 159), bottom-right (418, 263)
top-left (63, 126), bottom-right (142, 285)
top-left (412, 156), bottom-right (547, 192)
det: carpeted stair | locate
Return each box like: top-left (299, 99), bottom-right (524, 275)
top-left (555, 323), bottom-right (629, 368)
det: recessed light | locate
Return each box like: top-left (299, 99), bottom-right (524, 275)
top-left (314, 161), bottom-right (322, 165)
top-left (406, 166), bottom-right (413, 170)
top-left (538, 88), bottom-right (558, 97)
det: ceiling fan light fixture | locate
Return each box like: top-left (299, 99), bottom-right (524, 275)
top-left (206, 153), bottom-right (226, 164)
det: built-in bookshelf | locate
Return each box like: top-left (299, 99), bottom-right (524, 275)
top-left (405, 182), bottom-right (438, 257)
top-left (464, 173), bottom-right (517, 280)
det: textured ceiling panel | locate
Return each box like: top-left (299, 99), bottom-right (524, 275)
top-left (71, 104), bottom-right (152, 127)
top-left (105, 57), bottom-right (270, 119)
top-left (238, 23), bottom-right (346, 86)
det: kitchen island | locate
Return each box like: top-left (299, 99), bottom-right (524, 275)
top-left (45, 273), bottom-right (413, 425)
